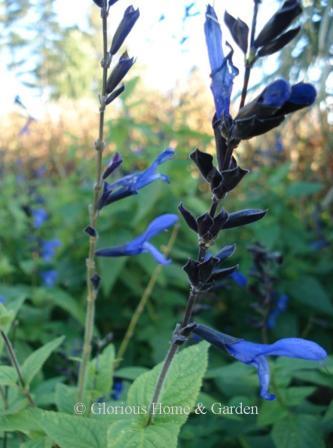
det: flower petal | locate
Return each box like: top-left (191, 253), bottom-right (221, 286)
top-left (95, 241), bottom-right (143, 257)
top-left (252, 356), bottom-right (276, 400)
top-left (205, 5), bottom-right (224, 76)
top-left (143, 242), bottom-right (171, 265)
top-left (142, 214), bottom-right (179, 241)
top-left (205, 5), bottom-right (238, 118)
top-left (135, 148), bottom-right (174, 189)
top-left (262, 338), bottom-right (327, 361)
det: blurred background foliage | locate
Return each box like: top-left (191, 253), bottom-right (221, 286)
top-left (0, 0), bottom-right (332, 447)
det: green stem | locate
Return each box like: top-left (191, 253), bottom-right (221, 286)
top-left (115, 225), bottom-right (179, 369)
top-left (77, 4), bottom-right (109, 402)
top-left (0, 330), bottom-right (35, 406)
top-left (239, 0), bottom-right (260, 110)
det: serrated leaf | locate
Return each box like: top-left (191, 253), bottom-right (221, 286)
top-left (21, 336), bottom-right (64, 386)
top-left (108, 419), bottom-right (178, 448)
top-left (272, 415), bottom-right (325, 448)
top-left (108, 342), bottom-right (209, 448)
top-left (31, 409), bottom-right (108, 448)
top-left (0, 409), bottom-right (40, 433)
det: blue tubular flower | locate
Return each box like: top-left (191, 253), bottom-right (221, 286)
top-left (231, 271), bottom-right (248, 287)
top-left (98, 148), bottom-right (174, 209)
top-left (95, 214), bottom-right (178, 264)
top-left (32, 208), bottom-right (48, 229)
top-left (205, 5), bottom-right (238, 119)
top-left (261, 79), bottom-right (291, 108)
top-left (41, 270), bottom-right (58, 288)
top-left (0, 295), bottom-right (6, 304)
top-left (267, 294), bottom-right (288, 329)
top-left (41, 239), bottom-right (61, 262)
top-left (193, 323), bottom-right (327, 400)
top-left (234, 79), bottom-right (317, 140)
top-left (111, 379), bottom-right (123, 400)
top-left (279, 82), bottom-right (317, 114)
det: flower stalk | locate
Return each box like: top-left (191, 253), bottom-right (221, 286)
top-left (77, 2), bottom-right (110, 402)
top-left (148, 0), bottom-right (319, 423)
top-left (239, 0), bottom-right (260, 109)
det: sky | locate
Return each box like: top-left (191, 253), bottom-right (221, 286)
top-left (1, 0), bottom-right (281, 117)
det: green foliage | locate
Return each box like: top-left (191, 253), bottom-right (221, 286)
top-left (0, 32), bottom-right (332, 446)
top-left (108, 342), bottom-right (209, 448)
top-left (21, 336), bottom-right (64, 386)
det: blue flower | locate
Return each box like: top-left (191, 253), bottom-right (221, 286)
top-left (111, 379), bottom-right (123, 400)
top-left (193, 323), bottom-right (327, 400)
top-left (96, 214), bottom-right (178, 264)
top-left (205, 5), bottom-right (238, 119)
top-left (98, 148), bottom-right (174, 209)
top-left (261, 79), bottom-right (291, 108)
top-left (41, 270), bottom-right (58, 288)
top-left (231, 270), bottom-right (248, 287)
top-left (310, 239), bottom-right (329, 251)
top-left (234, 79), bottom-right (316, 140)
top-left (0, 295), bottom-right (6, 304)
top-left (32, 208), bottom-right (48, 229)
top-left (267, 293), bottom-right (288, 329)
top-left (41, 239), bottom-right (61, 262)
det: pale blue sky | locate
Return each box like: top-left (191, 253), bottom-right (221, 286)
top-left (1, 0), bottom-right (281, 116)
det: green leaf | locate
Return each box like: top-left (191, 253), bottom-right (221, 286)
top-left (287, 181), bottom-right (323, 197)
top-left (206, 362), bottom-right (258, 397)
top-left (279, 387), bottom-right (316, 406)
top-left (21, 336), bottom-right (64, 386)
top-left (108, 419), bottom-right (178, 448)
top-left (272, 415), bottom-right (325, 448)
top-left (0, 365), bottom-right (18, 386)
top-left (0, 293), bottom-right (26, 353)
top-left (87, 343), bottom-right (115, 400)
top-left (108, 341), bottom-right (209, 448)
top-left (288, 277), bottom-right (333, 315)
top-left (0, 304), bottom-right (15, 330)
top-left (98, 257), bottom-right (127, 295)
top-left (42, 288), bottom-right (84, 323)
top-left (31, 409), bottom-right (108, 448)
top-left (115, 366), bottom-right (148, 381)
top-left (0, 410), bottom-right (40, 433)
top-left (55, 383), bottom-right (77, 413)
top-left (21, 437), bottom-right (53, 448)
top-left (257, 400), bottom-right (288, 427)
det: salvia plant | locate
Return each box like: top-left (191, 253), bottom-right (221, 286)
top-left (146, 0), bottom-right (327, 421)
top-left (0, 1), bottom-right (331, 447)
top-left (77, 0), bottom-right (178, 403)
